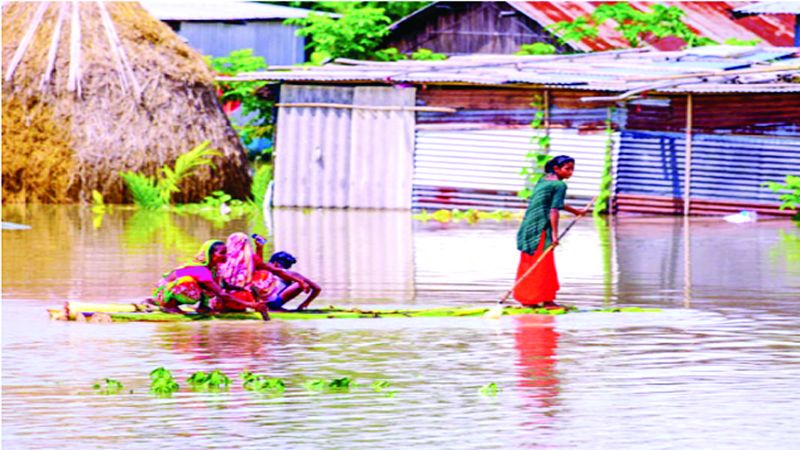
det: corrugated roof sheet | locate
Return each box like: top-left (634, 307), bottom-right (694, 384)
top-left (138, 0), bottom-right (328, 21)
top-left (507, 1), bottom-right (796, 51)
top-left (734, 1), bottom-right (800, 14)
top-left (227, 47), bottom-right (800, 95)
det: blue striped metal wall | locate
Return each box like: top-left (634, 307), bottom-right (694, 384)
top-left (178, 21), bottom-right (305, 65)
top-left (615, 130), bottom-right (800, 211)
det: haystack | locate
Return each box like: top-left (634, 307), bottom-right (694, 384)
top-left (2, 1), bottom-right (251, 203)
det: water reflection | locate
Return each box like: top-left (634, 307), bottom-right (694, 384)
top-left (514, 314), bottom-right (560, 431)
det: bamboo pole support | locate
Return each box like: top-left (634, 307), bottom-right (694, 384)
top-left (5, 2), bottom-right (49, 84)
top-left (683, 94), bottom-right (693, 216)
top-left (40, 2), bottom-right (66, 90)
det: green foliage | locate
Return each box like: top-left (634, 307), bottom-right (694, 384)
top-left (594, 108), bottom-right (616, 216)
top-left (550, 2), bottom-right (716, 49)
top-left (724, 37), bottom-right (761, 46)
top-left (302, 377), bottom-right (356, 392)
top-left (515, 43), bottom-right (557, 56)
top-left (411, 48), bottom-right (448, 61)
top-left (120, 141), bottom-right (221, 209)
top-left (519, 95), bottom-right (550, 199)
top-left (275, 2), bottom-right (430, 22)
top-left (149, 367), bottom-right (180, 396)
top-left (478, 382), bottom-right (499, 396)
top-left (286, 7), bottom-right (392, 62)
top-left (251, 164), bottom-right (273, 209)
top-left (412, 209), bottom-right (520, 224)
top-left (374, 47), bottom-right (409, 62)
top-left (765, 175), bottom-right (800, 218)
top-left (240, 372), bottom-right (286, 393)
top-left (93, 378), bottom-right (124, 395)
top-left (186, 369), bottom-right (231, 389)
top-left (371, 380), bottom-right (396, 396)
top-left (303, 379), bottom-right (327, 391)
top-left (208, 49), bottom-right (275, 151)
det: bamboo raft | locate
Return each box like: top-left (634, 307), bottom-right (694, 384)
top-left (48, 301), bottom-right (660, 323)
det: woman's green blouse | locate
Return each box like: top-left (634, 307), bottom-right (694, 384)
top-left (516, 179), bottom-right (567, 255)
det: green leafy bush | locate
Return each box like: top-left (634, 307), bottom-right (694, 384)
top-left (411, 48), bottom-right (448, 60)
top-left (286, 7), bottom-right (392, 62)
top-left (515, 43), bottom-right (557, 56)
top-left (765, 175), bottom-right (800, 219)
top-left (120, 141), bottom-right (221, 209)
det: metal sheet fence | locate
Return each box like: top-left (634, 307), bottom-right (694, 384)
top-left (615, 130), bottom-right (800, 214)
top-left (413, 128), bottom-right (617, 210)
top-left (274, 85), bottom-right (416, 209)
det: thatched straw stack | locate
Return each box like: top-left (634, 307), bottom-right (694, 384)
top-left (2, 2), bottom-right (251, 203)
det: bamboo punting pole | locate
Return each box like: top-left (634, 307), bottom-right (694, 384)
top-left (40, 2), bottom-right (66, 90)
top-left (684, 94), bottom-right (693, 216)
top-left (5, 2), bottom-right (49, 84)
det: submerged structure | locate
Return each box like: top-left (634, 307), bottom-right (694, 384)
top-left (226, 46), bottom-right (800, 215)
top-left (2, 1), bottom-right (251, 203)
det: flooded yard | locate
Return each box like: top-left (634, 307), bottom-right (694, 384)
top-left (3, 205), bottom-right (800, 449)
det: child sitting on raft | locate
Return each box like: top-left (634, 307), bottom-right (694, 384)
top-left (265, 252), bottom-right (321, 311)
top-left (153, 240), bottom-right (270, 320)
top-left (217, 232), bottom-right (309, 312)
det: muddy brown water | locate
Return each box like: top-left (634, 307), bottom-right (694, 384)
top-left (3, 205), bottom-right (800, 449)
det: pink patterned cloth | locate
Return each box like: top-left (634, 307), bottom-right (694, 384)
top-left (220, 232), bottom-right (278, 299)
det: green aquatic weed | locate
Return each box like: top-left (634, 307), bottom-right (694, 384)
top-left (150, 367), bottom-right (179, 396)
top-left (303, 379), bottom-right (327, 391)
top-left (187, 369), bottom-right (231, 389)
top-left (240, 371), bottom-right (285, 392)
top-left (479, 383), bottom-right (500, 396)
top-left (93, 378), bottom-right (124, 395)
top-left (371, 380), bottom-right (396, 397)
top-left (328, 377), bottom-right (356, 391)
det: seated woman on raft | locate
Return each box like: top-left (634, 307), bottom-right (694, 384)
top-left (152, 240), bottom-right (270, 320)
top-left (217, 232), bottom-right (313, 312)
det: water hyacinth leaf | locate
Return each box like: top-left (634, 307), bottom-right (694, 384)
top-left (328, 377), bottom-right (355, 390)
top-left (94, 378), bottom-right (124, 394)
top-left (303, 379), bottom-right (327, 391)
top-left (150, 367), bottom-right (172, 380)
top-left (478, 383), bottom-right (499, 396)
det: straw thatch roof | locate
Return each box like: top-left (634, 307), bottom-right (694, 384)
top-left (2, 1), bottom-right (252, 203)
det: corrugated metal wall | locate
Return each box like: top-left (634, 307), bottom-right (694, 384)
top-left (274, 85), bottom-right (416, 209)
top-left (615, 131), bottom-right (800, 215)
top-left (413, 128), bottom-right (617, 210)
top-left (178, 21), bottom-right (305, 65)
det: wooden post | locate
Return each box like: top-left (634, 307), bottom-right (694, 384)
top-left (543, 89), bottom-right (550, 152)
top-left (683, 94), bottom-right (693, 216)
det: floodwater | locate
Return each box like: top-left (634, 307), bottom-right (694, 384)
top-left (3, 204), bottom-right (800, 450)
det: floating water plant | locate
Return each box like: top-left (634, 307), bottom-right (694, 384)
top-left (93, 378), bottom-right (123, 395)
top-left (328, 377), bottom-right (355, 391)
top-left (240, 372), bottom-right (286, 393)
top-left (413, 209), bottom-right (520, 224)
top-left (371, 380), bottom-right (396, 397)
top-left (303, 379), bottom-right (327, 392)
top-left (186, 369), bottom-right (231, 390)
top-left (150, 367), bottom-right (180, 396)
top-left (478, 383), bottom-right (500, 396)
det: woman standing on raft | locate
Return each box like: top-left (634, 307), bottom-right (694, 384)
top-left (515, 155), bottom-right (588, 309)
